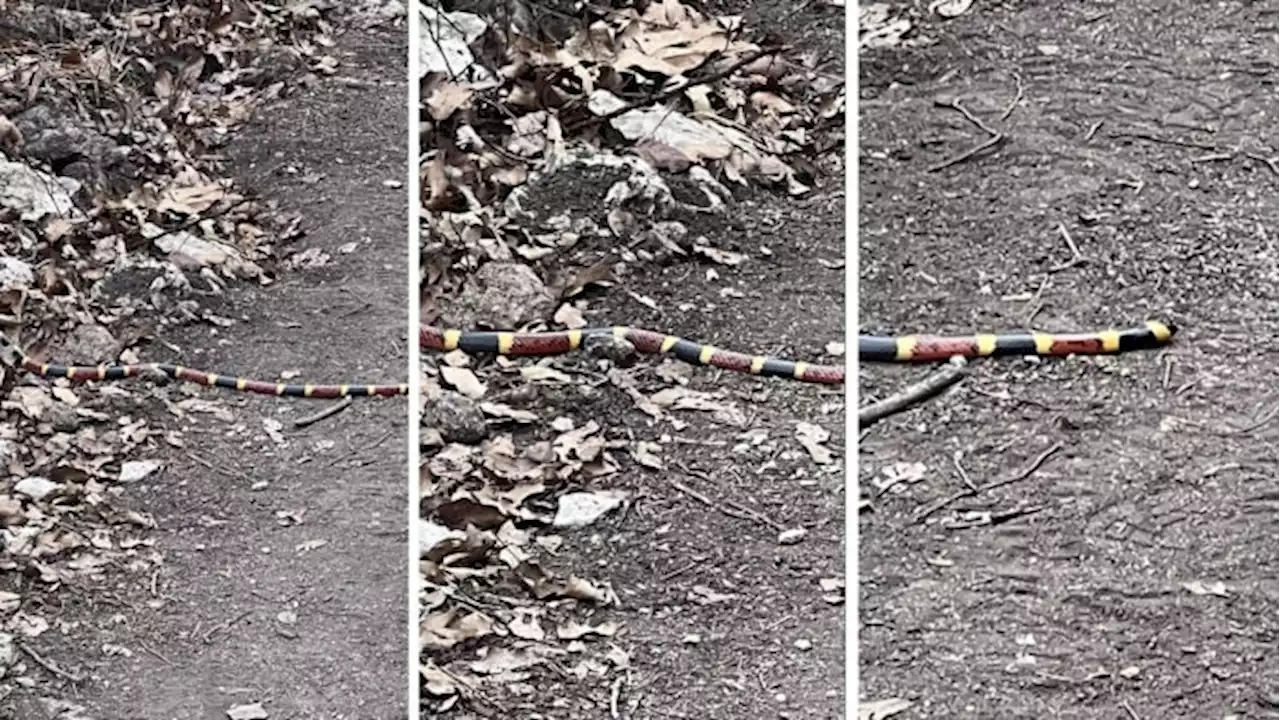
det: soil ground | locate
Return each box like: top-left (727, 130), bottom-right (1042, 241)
top-left (539, 1), bottom-right (851, 716)
top-left (423, 0), bottom-right (847, 718)
top-left (511, 184), bottom-right (848, 720)
top-left (13, 30), bottom-right (410, 720)
top-left (858, 2), bottom-right (1278, 718)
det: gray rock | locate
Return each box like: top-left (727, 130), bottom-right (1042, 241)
top-left (94, 258), bottom-right (193, 313)
top-left (119, 460), bottom-right (162, 484)
top-left (421, 391), bottom-right (488, 445)
top-left (584, 332), bottom-right (638, 368)
top-left (439, 262), bottom-right (552, 329)
top-left (12, 104), bottom-right (137, 194)
top-left (0, 256), bottom-right (33, 293)
top-left (0, 161), bottom-right (81, 221)
top-left (13, 476), bottom-right (59, 501)
top-left (13, 104), bottom-right (113, 170)
top-left (47, 405), bottom-right (80, 433)
top-left (58, 324), bottom-right (117, 364)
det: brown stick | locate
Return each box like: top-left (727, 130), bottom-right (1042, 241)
top-left (926, 133), bottom-right (1005, 172)
top-left (858, 358), bottom-right (969, 428)
top-left (1047, 222), bottom-right (1088, 273)
top-left (294, 396), bottom-right (354, 428)
top-left (915, 443), bottom-right (1064, 523)
top-left (1000, 73), bottom-right (1024, 121)
top-left (1245, 152), bottom-right (1279, 176)
top-left (668, 468), bottom-right (783, 531)
top-left (20, 643), bottom-right (84, 683)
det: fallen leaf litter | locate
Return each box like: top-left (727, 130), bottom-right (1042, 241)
top-left (0, 1), bottom-right (403, 711)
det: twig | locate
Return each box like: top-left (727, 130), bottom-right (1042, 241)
top-left (140, 643), bottom-right (174, 666)
top-left (926, 134), bottom-right (1005, 172)
top-left (704, 488), bottom-right (782, 531)
top-left (927, 96), bottom-right (1006, 172)
top-left (1047, 222), bottom-right (1087, 273)
top-left (667, 476), bottom-right (782, 531)
top-left (915, 443), bottom-right (1064, 523)
top-left (859, 358), bottom-right (969, 428)
top-left (202, 609), bottom-right (252, 643)
top-left (564, 47), bottom-right (780, 133)
top-left (952, 451), bottom-right (976, 492)
top-left (937, 97), bottom-right (1000, 136)
top-left (1000, 73), bottom-right (1023, 121)
top-left (1058, 223), bottom-right (1082, 259)
top-left (944, 503), bottom-right (1046, 530)
top-left (294, 396), bottom-right (354, 428)
top-left (1110, 131), bottom-right (1217, 151)
top-left (1245, 151), bottom-right (1280, 176)
top-left (1121, 701), bottom-right (1141, 720)
top-left (1024, 277), bottom-right (1050, 325)
top-left (610, 675), bottom-right (625, 719)
top-left (184, 450), bottom-right (257, 484)
top-left (144, 197), bottom-right (252, 245)
top-left (1189, 152), bottom-right (1234, 163)
top-left (1114, 175), bottom-right (1145, 194)
top-left (1224, 402), bottom-right (1278, 436)
top-left (659, 560), bottom-right (702, 582)
top-left (1202, 462), bottom-right (1242, 478)
top-left (20, 643), bottom-right (83, 683)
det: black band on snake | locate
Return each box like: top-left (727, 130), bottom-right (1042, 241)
top-left (0, 333), bottom-right (407, 398)
top-left (420, 325), bottom-right (846, 384)
top-left (857, 321), bottom-right (1176, 362)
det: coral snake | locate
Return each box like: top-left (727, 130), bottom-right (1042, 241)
top-left (857, 320), bottom-right (1176, 363)
top-left (420, 320), bottom-right (1175, 385)
top-left (0, 332), bottom-right (407, 398)
top-left (0, 321), bottom-right (1176, 397)
top-left (421, 324), bottom-right (846, 384)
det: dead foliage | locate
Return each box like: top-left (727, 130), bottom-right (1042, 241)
top-left (0, 0), bottom-right (402, 701)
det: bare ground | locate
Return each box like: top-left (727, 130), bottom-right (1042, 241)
top-left (429, 182), bottom-right (846, 720)
top-left (13, 30), bottom-right (410, 720)
top-left (422, 0), bottom-right (847, 716)
top-left (858, 1), bottom-right (1278, 718)
top-left (522, 184), bottom-right (847, 720)
top-left (566, 6), bottom-right (848, 716)
top-left (518, 8), bottom-right (850, 719)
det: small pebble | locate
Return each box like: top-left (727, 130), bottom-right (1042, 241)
top-left (778, 527), bottom-right (807, 545)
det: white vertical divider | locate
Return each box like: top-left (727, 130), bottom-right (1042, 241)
top-left (406, 3), bottom-right (422, 715)
top-left (844, 6), bottom-right (860, 717)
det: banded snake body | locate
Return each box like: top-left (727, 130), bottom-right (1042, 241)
top-left (422, 320), bottom-right (1176, 384)
top-left (0, 332), bottom-right (407, 398)
top-left (420, 325), bottom-right (846, 384)
top-left (0, 321), bottom-right (1175, 396)
top-left (858, 320), bottom-right (1176, 363)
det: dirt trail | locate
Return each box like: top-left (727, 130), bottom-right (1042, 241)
top-left (419, 0), bottom-right (847, 715)
top-left (18, 31), bottom-right (409, 720)
top-left (859, 2), bottom-right (1277, 717)
top-left (508, 4), bottom-right (847, 717)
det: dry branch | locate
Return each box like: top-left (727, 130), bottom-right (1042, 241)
top-left (858, 358), bottom-right (969, 428)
